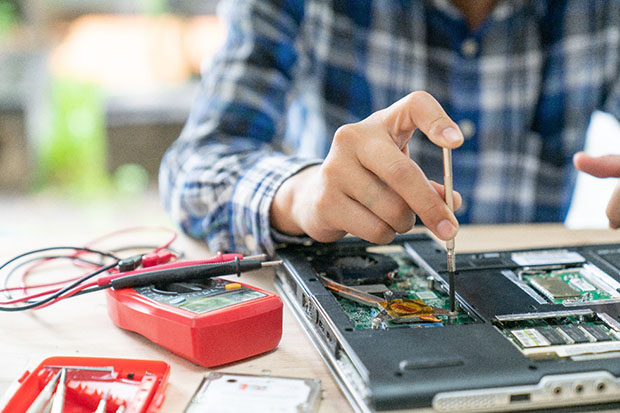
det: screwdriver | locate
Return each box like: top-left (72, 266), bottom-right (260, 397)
top-left (94, 390), bottom-right (110, 413)
top-left (442, 147), bottom-right (457, 313)
top-left (50, 368), bottom-right (66, 413)
top-left (25, 370), bottom-right (62, 413)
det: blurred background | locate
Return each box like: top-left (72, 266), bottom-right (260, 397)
top-left (0, 0), bottom-right (223, 198)
top-left (0, 0), bottom-right (618, 228)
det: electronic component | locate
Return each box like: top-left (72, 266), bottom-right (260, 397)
top-left (354, 284), bottom-right (390, 295)
top-left (537, 326), bottom-right (566, 345)
top-left (319, 247), bottom-right (475, 329)
top-left (275, 234), bottom-right (620, 412)
top-left (318, 274), bottom-right (445, 325)
top-left (106, 273), bottom-right (283, 367)
top-left (494, 311), bottom-right (620, 360)
top-left (529, 277), bottom-right (581, 300)
top-left (510, 328), bottom-right (550, 348)
top-left (415, 291), bottom-right (437, 301)
top-left (510, 249), bottom-right (586, 266)
top-left (184, 372), bottom-right (321, 413)
top-left (513, 265), bottom-right (620, 306)
top-left (557, 325), bottom-right (591, 344)
top-left (312, 251), bottom-right (398, 285)
top-left (581, 324), bottom-right (612, 342)
top-left (569, 277), bottom-right (596, 292)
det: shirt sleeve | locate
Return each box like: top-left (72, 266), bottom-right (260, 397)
top-left (159, 0), bottom-right (321, 255)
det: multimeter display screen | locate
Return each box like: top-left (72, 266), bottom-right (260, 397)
top-left (180, 289), bottom-right (265, 314)
top-left (135, 279), bottom-right (266, 314)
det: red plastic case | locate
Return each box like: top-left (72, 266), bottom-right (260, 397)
top-left (105, 280), bottom-right (283, 367)
top-left (1, 356), bottom-right (170, 413)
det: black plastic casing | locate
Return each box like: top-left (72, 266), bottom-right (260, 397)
top-left (276, 233), bottom-right (620, 411)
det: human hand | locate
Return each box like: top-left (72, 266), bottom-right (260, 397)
top-left (270, 91), bottom-right (463, 244)
top-left (573, 152), bottom-right (620, 228)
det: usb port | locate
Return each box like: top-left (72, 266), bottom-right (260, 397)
top-left (509, 393), bottom-right (531, 403)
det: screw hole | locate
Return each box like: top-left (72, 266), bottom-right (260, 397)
top-left (553, 386), bottom-right (562, 395)
top-left (574, 384), bottom-right (584, 393)
top-left (597, 382), bottom-right (607, 392)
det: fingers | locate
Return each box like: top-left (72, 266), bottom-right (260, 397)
top-left (574, 152), bottom-right (620, 178)
top-left (429, 181), bottom-right (463, 211)
top-left (338, 165), bottom-right (416, 234)
top-left (607, 182), bottom-right (620, 229)
top-left (358, 140), bottom-right (458, 240)
top-left (378, 91), bottom-right (464, 149)
top-left (284, 91), bottom-right (463, 245)
top-left (573, 152), bottom-right (620, 229)
top-left (304, 187), bottom-right (397, 244)
top-left (331, 195), bottom-right (398, 244)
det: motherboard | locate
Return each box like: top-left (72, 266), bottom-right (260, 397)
top-left (275, 234), bottom-right (620, 412)
top-left (311, 245), bottom-right (474, 329)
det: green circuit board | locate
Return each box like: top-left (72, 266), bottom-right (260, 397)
top-left (521, 268), bottom-right (614, 305)
top-left (332, 247), bottom-right (474, 330)
top-left (493, 313), bottom-right (620, 360)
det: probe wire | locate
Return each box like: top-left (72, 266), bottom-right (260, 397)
top-left (0, 262), bottom-right (118, 312)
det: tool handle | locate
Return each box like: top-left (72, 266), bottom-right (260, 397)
top-left (50, 369), bottom-right (66, 413)
top-left (26, 370), bottom-right (62, 413)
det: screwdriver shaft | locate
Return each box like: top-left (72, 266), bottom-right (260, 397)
top-left (442, 148), bottom-right (456, 312)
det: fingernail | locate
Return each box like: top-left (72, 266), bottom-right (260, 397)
top-left (442, 127), bottom-right (462, 144)
top-left (437, 219), bottom-right (457, 239)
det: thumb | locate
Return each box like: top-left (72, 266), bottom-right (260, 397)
top-left (377, 91), bottom-right (464, 150)
top-left (574, 152), bottom-right (620, 178)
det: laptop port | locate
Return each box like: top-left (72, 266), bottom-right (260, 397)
top-left (509, 393), bottom-right (531, 403)
top-left (596, 381), bottom-right (607, 392)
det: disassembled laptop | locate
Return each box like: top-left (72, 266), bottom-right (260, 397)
top-left (275, 234), bottom-right (620, 412)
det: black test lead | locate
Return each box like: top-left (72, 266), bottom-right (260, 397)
top-left (442, 147), bottom-right (457, 314)
top-left (101, 258), bottom-right (283, 290)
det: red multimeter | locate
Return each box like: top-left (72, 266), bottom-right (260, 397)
top-left (105, 260), bottom-right (283, 367)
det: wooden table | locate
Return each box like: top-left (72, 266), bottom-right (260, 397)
top-left (1, 193), bottom-right (619, 412)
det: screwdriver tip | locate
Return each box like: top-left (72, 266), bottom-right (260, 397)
top-left (244, 253), bottom-right (268, 261)
top-left (260, 260), bottom-right (283, 267)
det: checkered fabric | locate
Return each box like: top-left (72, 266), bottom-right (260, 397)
top-left (160, 0), bottom-right (620, 254)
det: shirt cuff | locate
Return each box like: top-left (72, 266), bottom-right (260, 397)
top-left (231, 155), bottom-right (322, 255)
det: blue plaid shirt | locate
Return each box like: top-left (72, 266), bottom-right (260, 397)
top-left (160, 0), bottom-right (620, 254)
